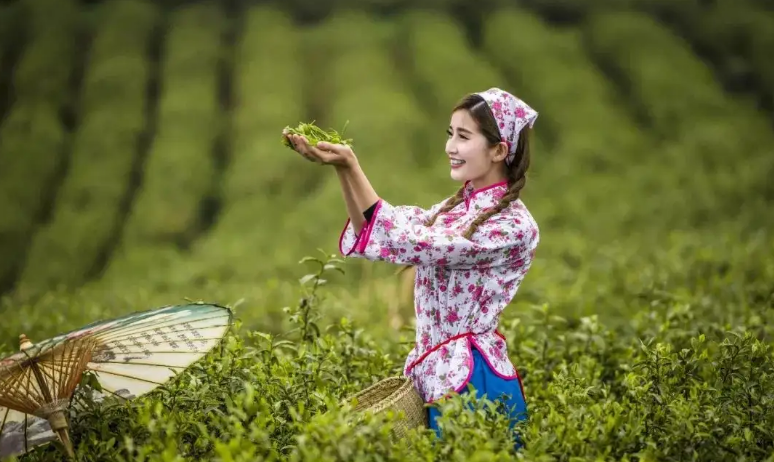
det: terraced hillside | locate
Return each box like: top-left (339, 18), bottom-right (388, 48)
top-left (0, 1), bottom-right (772, 460)
top-left (0, 0), bottom-right (771, 326)
top-left (0, 0), bottom-right (770, 327)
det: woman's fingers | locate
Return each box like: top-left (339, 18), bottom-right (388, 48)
top-left (293, 136), bottom-right (327, 162)
top-left (301, 139), bottom-right (328, 164)
top-left (316, 141), bottom-right (354, 166)
top-left (288, 135), bottom-right (317, 162)
top-left (286, 134), bottom-right (346, 165)
top-left (316, 141), bottom-right (343, 153)
top-left (306, 145), bottom-right (332, 164)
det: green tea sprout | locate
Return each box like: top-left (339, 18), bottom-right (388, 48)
top-left (282, 120), bottom-right (353, 149)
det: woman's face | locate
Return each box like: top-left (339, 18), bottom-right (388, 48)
top-left (446, 109), bottom-right (508, 187)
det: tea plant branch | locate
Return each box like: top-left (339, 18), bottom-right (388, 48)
top-left (283, 249), bottom-right (346, 344)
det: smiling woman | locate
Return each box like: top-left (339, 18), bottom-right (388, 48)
top-left (283, 87), bottom-right (539, 447)
top-left (448, 97), bottom-right (523, 188)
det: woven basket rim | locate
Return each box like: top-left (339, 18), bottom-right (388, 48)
top-left (343, 376), bottom-right (428, 437)
top-left (371, 377), bottom-right (419, 413)
top-left (345, 376), bottom-right (423, 411)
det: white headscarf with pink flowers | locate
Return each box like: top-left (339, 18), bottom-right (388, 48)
top-left (475, 87), bottom-right (538, 166)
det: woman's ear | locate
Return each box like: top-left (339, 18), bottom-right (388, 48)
top-left (491, 141), bottom-right (509, 163)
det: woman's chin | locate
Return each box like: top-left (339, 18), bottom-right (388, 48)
top-left (450, 168), bottom-right (468, 182)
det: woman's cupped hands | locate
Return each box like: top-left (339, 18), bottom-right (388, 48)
top-left (283, 130), bottom-right (356, 168)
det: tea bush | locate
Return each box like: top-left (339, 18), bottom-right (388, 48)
top-left (0, 0), bottom-right (81, 289)
top-left (102, 1), bottom-right (228, 282)
top-left (0, 5), bottom-right (21, 62)
top-left (583, 11), bottom-right (774, 228)
top-left (178, 5), bottom-right (310, 287)
top-left (3, 245), bottom-right (773, 461)
top-left (121, 0), bottom-right (226, 245)
top-left (482, 7), bottom-right (647, 240)
top-left (16, 0), bottom-right (160, 292)
top-left (478, 8), bottom-right (666, 321)
top-left (631, 0), bottom-right (774, 110)
top-left (265, 10), bottom-right (433, 283)
top-left (397, 9), bottom-right (506, 183)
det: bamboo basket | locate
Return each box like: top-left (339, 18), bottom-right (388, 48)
top-left (343, 376), bottom-right (428, 439)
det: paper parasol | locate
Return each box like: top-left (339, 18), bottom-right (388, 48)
top-left (0, 302), bottom-right (233, 460)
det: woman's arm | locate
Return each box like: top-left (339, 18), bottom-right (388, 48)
top-left (352, 199), bottom-right (537, 270)
top-left (283, 132), bottom-right (516, 268)
top-left (282, 132), bottom-right (379, 234)
top-left (335, 162), bottom-right (379, 234)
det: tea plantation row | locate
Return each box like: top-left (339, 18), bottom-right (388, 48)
top-left (0, 1), bottom-right (772, 460)
top-left (0, 1), bottom-right (770, 318)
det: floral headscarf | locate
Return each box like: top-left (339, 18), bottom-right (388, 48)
top-left (475, 87), bottom-right (538, 166)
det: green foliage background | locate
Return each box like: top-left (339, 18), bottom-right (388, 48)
top-left (0, 0), bottom-right (772, 460)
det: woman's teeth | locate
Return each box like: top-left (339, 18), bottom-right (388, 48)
top-left (450, 159), bottom-right (465, 166)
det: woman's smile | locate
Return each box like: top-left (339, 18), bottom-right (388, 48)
top-left (450, 158), bottom-right (466, 168)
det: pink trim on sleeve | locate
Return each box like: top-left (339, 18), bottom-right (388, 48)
top-left (338, 218), bottom-right (361, 256)
top-left (355, 199), bottom-right (383, 254)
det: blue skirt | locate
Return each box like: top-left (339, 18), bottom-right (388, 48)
top-left (427, 345), bottom-right (527, 447)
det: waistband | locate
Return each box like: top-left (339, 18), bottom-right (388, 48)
top-left (406, 329), bottom-right (506, 374)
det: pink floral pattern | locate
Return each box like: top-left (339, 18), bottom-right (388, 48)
top-left (339, 181), bottom-right (539, 402)
top-left (475, 88), bottom-right (538, 166)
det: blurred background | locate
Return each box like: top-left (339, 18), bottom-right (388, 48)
top-left (0, 0), bottom-right (772, 345)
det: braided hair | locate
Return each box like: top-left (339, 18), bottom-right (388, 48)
top-left (424, 93), bottom-right (532, 239)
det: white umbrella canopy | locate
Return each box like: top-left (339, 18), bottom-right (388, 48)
top-left (0, 302), bottom-right (233, 460)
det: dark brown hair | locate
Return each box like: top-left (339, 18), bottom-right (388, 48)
top-left (425, 93), bottom-right (531, 239)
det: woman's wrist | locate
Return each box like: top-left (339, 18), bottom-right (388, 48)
top-left (335, 154), bottom-right (359, 171)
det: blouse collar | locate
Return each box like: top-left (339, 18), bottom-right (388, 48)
top-left (462, 180), bottom-right (509, 211)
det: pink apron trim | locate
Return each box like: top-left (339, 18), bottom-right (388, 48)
top-left (405, 329), bottom-right (507, 374)
top-left (469, 337), bottom-right (526, 401)
top-left (408, 330), bottom-right (526, 404)
top-left (425, 338), bottom-right (475, 404)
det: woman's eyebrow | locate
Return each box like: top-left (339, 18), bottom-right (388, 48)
top-left (449, 126), bottom-right (473, 134)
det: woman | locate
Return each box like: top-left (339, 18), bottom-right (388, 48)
top-left (284, 88), bottom-right (539, 442)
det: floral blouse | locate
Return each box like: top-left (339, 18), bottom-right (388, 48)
top-left (338, 180), bottom-right (539, 403)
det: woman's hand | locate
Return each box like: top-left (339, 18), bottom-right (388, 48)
top-left (283, 131), bottom-right (356, 168)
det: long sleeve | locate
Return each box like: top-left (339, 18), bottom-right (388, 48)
top-left (343, 199), bottom-right (534, 269)
top-left (339, 200), bottom-right (444, 257)
top-left (337, 201), bottom-right (378, 256)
